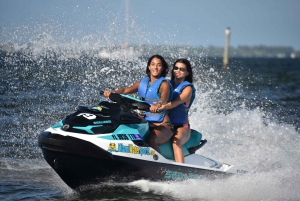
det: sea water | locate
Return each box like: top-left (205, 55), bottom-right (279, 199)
top-left (0, 44), bottom-right (299, 201)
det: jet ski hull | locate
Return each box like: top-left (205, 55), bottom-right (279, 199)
top-left (38, 94), bottom-right (248, 189)
top-left (39, 131), bottom-right (231, 189)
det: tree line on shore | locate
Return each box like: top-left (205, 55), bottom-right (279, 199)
top-left (136, 45), bottom-right (300, 58)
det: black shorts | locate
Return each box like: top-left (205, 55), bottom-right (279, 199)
top-left (173, 123), bottom-right (190, 131)
top-left (149, 121), bottom-right (174, 132)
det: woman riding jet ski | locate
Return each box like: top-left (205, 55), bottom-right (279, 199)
top-left (104, 55), bottom-right (175, 157)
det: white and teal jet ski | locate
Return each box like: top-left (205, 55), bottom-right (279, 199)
top-left (38, 92), bottom-right (248, 190)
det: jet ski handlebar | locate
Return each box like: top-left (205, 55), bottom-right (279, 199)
top-left (100, 90), bottom-right (151, 111)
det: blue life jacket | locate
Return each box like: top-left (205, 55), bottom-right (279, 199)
top-left (168, 81), bottom-right (196, 124)
top-left (138, 77), bottom-right (172, 122)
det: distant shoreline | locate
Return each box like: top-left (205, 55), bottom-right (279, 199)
top-left (1, 42), bottom-right (299, 59)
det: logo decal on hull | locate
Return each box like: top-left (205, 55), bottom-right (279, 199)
top-left (112, 134), bottom-right (143, 140)
top-left (108, 143), bottom-right (118, 152)
top-left (91, 105), bottom-right (108, 111)
top-left (93, 120), bottom-right (112, 124)
top-left (77, 113), bottom-right (96, 120)
top-left (164, 170), bottom-right (205, 181)
top-left (107, 143), bottom-right (155, 156)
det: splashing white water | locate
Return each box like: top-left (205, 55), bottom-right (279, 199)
top-left (128, 101), bottom-right (300, 200)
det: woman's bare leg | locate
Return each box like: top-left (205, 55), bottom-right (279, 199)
top-left (147, 124), bottom-right (173, 154)
top-left (172, 126), bottom-right (190, 163)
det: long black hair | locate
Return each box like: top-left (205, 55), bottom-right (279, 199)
top-left (171, 58), bottom-right (193, 83)
top-left (146, 55), bottom-right (169, 77)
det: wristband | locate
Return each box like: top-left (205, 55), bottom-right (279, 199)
top-left (158, 101), bottom-right (163, 107)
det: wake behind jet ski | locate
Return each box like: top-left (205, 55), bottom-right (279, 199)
top-left (38, 92), bottom-right (248, 190)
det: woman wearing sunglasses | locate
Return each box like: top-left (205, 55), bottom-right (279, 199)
top-left (158, 58), bottom-right (196, 163)
top-left (103, 55), bottom-right (174, 154)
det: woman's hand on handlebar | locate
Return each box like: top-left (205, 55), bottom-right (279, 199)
top-left (157, 104), bottom-right (166, 111)
top-left (103, 90), bottom-right (113, 98)
top-left (150, 104), bottom-right (160, 113)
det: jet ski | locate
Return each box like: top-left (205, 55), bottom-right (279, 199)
top-left (38, 92), bottom-right (248, 190)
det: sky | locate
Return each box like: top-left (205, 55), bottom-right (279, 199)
top-left (1, 0), bottom-right (300, 50)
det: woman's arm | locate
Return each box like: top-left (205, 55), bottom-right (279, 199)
top-left (158, 86), bottom-right (192, 110)
top-left (149, 81), bottom-right (170, 113)
top-left (103, 81), bottom-right (140, 98)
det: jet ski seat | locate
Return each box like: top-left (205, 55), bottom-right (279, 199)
top-left (158, 129), bottom-right (204, 160)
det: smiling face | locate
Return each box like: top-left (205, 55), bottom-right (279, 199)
top-left (148, 57), bottom-right (164, 78)
top-left (173, 62), bottom-right (189, 80)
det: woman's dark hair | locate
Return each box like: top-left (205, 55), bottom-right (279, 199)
top-left (171, 58), bottom-right (193, 83)
top-left (146, 55), bottom-right (169, 77)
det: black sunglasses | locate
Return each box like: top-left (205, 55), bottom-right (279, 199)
top-left (173, 66), bottom-right (187, 72)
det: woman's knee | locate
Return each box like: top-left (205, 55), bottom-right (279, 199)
top-left (172, 136), bottom-right (181, 146)
top-left (147, 133), bottom-right (157, 145)
top-left (173, 133), bottom-right (189, 146)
